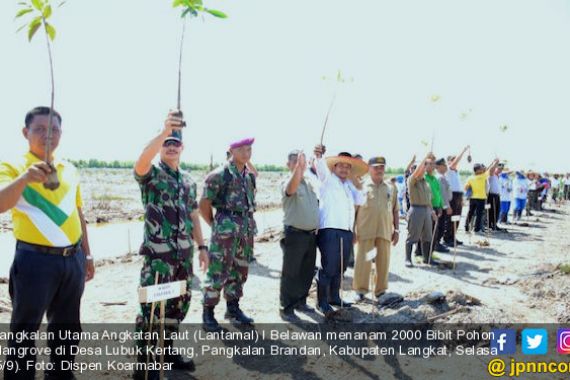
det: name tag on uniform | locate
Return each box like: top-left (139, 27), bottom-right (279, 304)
top-left (485, 204), bottom-right (491, 210)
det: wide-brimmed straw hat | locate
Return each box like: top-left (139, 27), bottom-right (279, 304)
top-left (326, 152), bottom-right (369, 178)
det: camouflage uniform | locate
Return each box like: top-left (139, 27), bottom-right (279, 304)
top-left (134, 161), bottom-right (198, 336)
top-left (202, 161), bottom-right (257, 307)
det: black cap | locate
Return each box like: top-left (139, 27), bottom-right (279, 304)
top-left (368, 156), bottom-right (386, 166)
top-left (435, 158), bottom-right (446, 166)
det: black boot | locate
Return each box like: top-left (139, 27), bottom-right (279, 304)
top-left (317, 281), bottom-right (334, 317)
top-left (132, 353), bottom-right (161, 380)
top-left (405, 242), bottom-right (414, 267)
top-left (422, 242), bottom-right (437, 265)
top-left (202, 306), bottom-right (221, 332)
top-left (164, 339), bottom-right (195, 372)
top-left (224, 300), bottom-right (254, 324)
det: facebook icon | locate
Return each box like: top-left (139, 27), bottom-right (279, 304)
top-left (491, 329), bottom-right (517, 355)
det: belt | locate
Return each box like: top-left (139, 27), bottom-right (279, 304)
top-left (217, 209), bottom-right (254, 217)
top-left (16, 240), bottom-right (82, 257)
top-left (284, 225), bottom-right (317, 234)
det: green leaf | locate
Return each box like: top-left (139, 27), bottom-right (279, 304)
top-left (181, 6), bottom-right (198, 18)
top-left (16, 23), bottom-right (28, 33)
top-left (15, 8), bottom-right (33, 18)
top-left (45, 22), bottom-right (56, 40)
top-left (205, 9), bottom-right (227, 18)
top-left (31, 0), bottom-right (43, 11)
top-left (43, 4), bottom-right (52, 18)
top-left (28, 18), bottom-right (42, 41)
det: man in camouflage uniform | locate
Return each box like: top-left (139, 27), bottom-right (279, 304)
top-left (133, 110), bottom-right (208, 380)
top-left (200, 137), bottom-right (257, 331)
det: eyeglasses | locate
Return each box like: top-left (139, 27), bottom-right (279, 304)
top-left (163, 140), bottom-right (182, 148)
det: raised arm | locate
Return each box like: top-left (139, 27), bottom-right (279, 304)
top-left (314, 144), bottom-right (330, 182)
top-left (411, 154), bottom-right (430, 179)
top-left (486, 158), bottom-right (500, 175)
top-left (285, 152), bottom-right (307, 196)
top-left (449, 145), bottom-right (470, 171)
top-left (134, 110), bottom-right (184, 177)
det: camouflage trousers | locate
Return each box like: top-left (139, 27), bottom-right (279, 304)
top-left (202, 233), bottom-right (254, 307)
top-left (135, 250), bottom-right (193, 345)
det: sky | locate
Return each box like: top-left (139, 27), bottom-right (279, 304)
top-left (1, 0), bottom-right (569, 172)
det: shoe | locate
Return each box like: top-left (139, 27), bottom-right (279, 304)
top-left (132, 355), bottom-right (160, 380)
top-left (375, 292), bottom-right (386, 302)
top-left (354, 293), bottom-right (366, 303)
top-left (405, 260), bottom-right (413, 268)
top-left (164, 340), bottom-right (195, 372)
top-left (423, 259), bottom-right (440, 266)
top-left (294, 303), bottom-right (315, 313)
top-left (279, 308), bottom-right (301, 322)
top-left (444, 240), bottom-right (463, 246)
top-left (434, 244), bottom-right (450, 253)
top-left (330, 299), bottom-right (353, 308)
top-left (202, 306), bottom-right (221, 332)
top-left (225, 300), bottom-right (254, 324)
top-left (164, 339), bottom-right (195, 371)
top-left (317, 282), bottom-right (334, 317)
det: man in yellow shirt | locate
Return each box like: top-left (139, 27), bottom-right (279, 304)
top-left (464, 159), bottom-right (500, 233)
top-left (0, 107), bottom-right (94, 380)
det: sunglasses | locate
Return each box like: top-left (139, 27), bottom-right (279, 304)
top-left (163, 140), bottom-right (182, 148)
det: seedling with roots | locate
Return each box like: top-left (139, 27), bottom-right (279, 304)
top-left (16, 0), bottom-right (66, 190)
top-left (169, 0), bottom-right (227, 134)
top-left (319, 70), bottom-right (353, 145)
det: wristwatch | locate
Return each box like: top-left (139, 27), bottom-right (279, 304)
top-left (198, 245), bottom-right (208, 251)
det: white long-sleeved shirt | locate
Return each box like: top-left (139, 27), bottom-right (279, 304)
top-left (316, 158), bottom-right (364, 231)
top-left (499, 175), bottom-right (513, 201)
top-left (446, 169), bottom-right (463, 193)
top-left (513, 177), bottom-right (530, 200)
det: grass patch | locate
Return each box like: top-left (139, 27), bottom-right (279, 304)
top-left (560, 263), bottom-right (570, 275)
top-left (92, 194), bottom-right (129, 202)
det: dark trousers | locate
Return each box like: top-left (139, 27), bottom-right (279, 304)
top-left (565, 185), bottom-right (570, 200)
top-left (317, 228), bottom-right (353, 304)
top-left (6, 247), bottom-right (86, 380)
top-left (444, 192), bottom-right (463, 243)
top-left (487, 193), bottom-right (501, 230)
top-left (433, 207), bottom-right (447, 244)
top-left (465, 199), bottom-right (486, 232)
top-left (280, 227), bottom-right (317, 311)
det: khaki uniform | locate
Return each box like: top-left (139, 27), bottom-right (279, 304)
top-left (353, 178), bottom-right (398, 296)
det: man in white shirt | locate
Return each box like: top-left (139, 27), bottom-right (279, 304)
top-left (487, 163), bottom-right (505, 232)
top-left (444, 146), bottom-right (469, 245)
top-left (313, 145), bottom-right (367, 317)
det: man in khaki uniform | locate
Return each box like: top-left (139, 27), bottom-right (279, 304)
top-left (405, 153), bottom-right (437, 267)
top-left (353, 157), bottom-right (399, 301)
